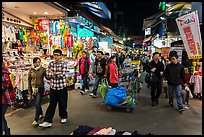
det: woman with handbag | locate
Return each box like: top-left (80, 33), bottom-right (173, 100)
top-left (162, 58), bottom-right (171, 99)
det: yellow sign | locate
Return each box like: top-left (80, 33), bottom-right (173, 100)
top-left (189, 55), bottom-right (202, 59)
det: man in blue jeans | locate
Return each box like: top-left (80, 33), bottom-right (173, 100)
top-left (89, 51), bottom-right (106, 98)
top-left (164, 51), bottom-right (187, 112)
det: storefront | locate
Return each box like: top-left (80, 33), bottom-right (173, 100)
top-left (2, 2), bottom-right (76, 103)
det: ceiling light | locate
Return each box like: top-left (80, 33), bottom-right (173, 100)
top-left (67, 8), bottom-right (70, 11)
top-left (160, 17), bottom-right (165, 20)
top-left (166, 4), bottom-right (171, 7)
top-left (43, 12), bottom-right (48, 15)
top-left (33, 12), bottom-right (37, 14)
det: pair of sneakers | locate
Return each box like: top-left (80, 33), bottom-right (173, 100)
top-left (38, 119), bottom-right (67, 128)
top-left (80, 89), bottom-right (90, 95)
top-left (32, 115), bottom-right (43, 125)
top-left (89, 93), bottom-right (97, 98)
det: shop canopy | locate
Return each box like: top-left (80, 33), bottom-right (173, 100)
top-left (142, 11), bottom-right (165, 30)
top-left (143, 2), bottom-right (192, 30)
top-left (2, 2), bottom-right (67, 26)
top-left (100, 25), bottom-right (122, 42)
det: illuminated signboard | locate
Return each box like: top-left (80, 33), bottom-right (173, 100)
top-left (77, 25), bottom-right (94, 37)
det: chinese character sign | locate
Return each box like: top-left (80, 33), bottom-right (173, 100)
top-left (176, 11), bottom-right (202, 59)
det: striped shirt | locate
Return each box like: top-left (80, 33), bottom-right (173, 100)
top-left (46, 60), bottom-right (68, 90)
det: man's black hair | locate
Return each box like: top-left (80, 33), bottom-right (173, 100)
top-left (53, 49), bottom-right (62, 55)
top-left (105, 53), bottom-right (110, 56)
top-left (97, 50), bottom-right (104, 55)
top-left (33, 57), bottom-right (41, 64)
top-left (169, 51), bottom-right (178, 59)
top-left (153, 52), bottom-right (160, 57)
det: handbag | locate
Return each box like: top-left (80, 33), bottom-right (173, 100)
top-left (145, 72), bottom-right (160, 85)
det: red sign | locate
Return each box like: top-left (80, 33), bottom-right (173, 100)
top-left (183, 26), bottom-right (197, 55)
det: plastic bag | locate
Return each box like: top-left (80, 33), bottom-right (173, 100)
top-left (105, 86), bottom-right (127, 107)
top-left (100, 79), bottom-right (108, 102)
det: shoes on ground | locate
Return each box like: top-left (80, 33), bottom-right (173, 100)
top-left (39, 122), bottom-right (52, 127)
top-left (61, 119), bottom-right (67, 123)
top-left (169, 102), bottom-right (173, 107)
top-left (39, 115), bottom-right (43, 119)
top-left (151, 102), bottom-right (155, 107)
top-left (89, 93), bottom-right (97, 98)
top-left (178, 107), bottom-right (184, 112)
top-left (80, 90), bottom-right (85, 95)
top-left (32, 121), bottom-right (38, 126)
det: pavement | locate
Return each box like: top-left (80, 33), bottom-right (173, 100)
top-left (5, 72), bottom-right (202, 135)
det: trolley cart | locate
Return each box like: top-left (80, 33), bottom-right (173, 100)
top-left (101, 78), bottom-right (137, 113)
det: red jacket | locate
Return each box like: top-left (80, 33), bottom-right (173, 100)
top-left (2, 67), bottom-right (17, 105)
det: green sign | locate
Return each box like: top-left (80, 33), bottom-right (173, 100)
top-left (159, 2), bottom-right (166, 11)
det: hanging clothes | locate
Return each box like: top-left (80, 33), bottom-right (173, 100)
top-left (60, 35), bottom-right (64, 48)
top-left (55, 21), bottom-right (59, 35)
top-left (60, 20), bottom-right (65, 35)
top-left (19, 28), bottom-right (24, 41)
top-left (68, 34), bottom-right (74, 47)
top-left (49, 21), bottom-right (54, 34)
top-left (49, 34), bottom-right (54, 46)
top-left (15, 28), bottom-right (20, 40)
top-left (2, 24), bottom-right (6, 42)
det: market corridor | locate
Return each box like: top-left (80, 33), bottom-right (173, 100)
top-left (5, 72), bottom-right (202, 135)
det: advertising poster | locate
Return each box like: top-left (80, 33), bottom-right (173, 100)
top-left (161, 47), bottom-right (170, 59)
top-left (176, 11), bottom-right (202, 59)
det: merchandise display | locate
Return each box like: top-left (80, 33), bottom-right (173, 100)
top-left (70, 125), bottom-right (153, 135)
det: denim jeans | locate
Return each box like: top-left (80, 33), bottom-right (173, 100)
top-left (22, 90), bottom-right (28, 105)
top-left (82, 74), bottom-right (89, 91)
top-left (168, 85), bottom-right (183, 109)
top-left (92, 75), bottom-right (103, 95)
top-left (2, 104), bottom-right (8, 133)
top-left (34, 87), bottom-right (44, 121)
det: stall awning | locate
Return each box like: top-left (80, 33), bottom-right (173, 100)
top-left (142, 12), bottom-right (165, 30)
top-left (79, 2), bottom-right (111, 19)
top-left (143, 35), bottom-right (155, 43)
top-left (101, 25), bottom-right (123, 42)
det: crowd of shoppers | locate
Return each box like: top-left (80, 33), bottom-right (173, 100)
top-left (2, 48), bottom-right (192, 135)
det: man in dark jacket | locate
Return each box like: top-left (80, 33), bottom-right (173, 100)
top-left (147, 52), bottom-right (164, 106)
top-left (164, 52), bottom-right (187, 112)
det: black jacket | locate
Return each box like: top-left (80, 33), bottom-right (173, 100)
top-left (164, 63), bottom-right (186, 86)
top-left (147, 60), bottom-right (164, 80)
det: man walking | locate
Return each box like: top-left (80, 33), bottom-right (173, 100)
top-left (164, 51), bottom-right (187, 112)
top-left (147, 52), bottom-right (164, 106)
top-left (89, 51), bottom-right (106, 98)
top-left (39, 49), bottom-right (69, 127)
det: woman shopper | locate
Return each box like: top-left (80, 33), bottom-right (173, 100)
top-left (108, 56), bottom-right (119, 88)
top-left (79, 51), bottom-right (91, 95)
top-left (28, 57), bottom-right (46, 125)
top-left (162, 57), bottom-right (171, 99)
top-left (2, 60), bottom-right (17, 135)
